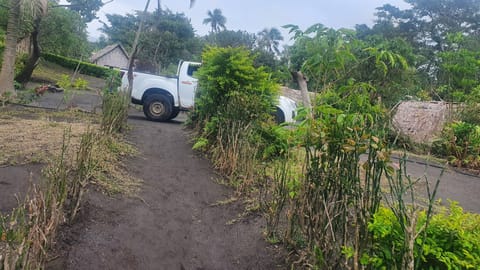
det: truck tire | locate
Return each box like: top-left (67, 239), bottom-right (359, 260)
top-left (275, 107), bottom-right (285, 124)
top-left (168, 108), bottom-right (180, 120)
top-left (143, 94), bottom-right (172, 121)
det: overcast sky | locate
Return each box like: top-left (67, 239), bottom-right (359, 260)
top-left (88, 0), bottom-right (411, 42)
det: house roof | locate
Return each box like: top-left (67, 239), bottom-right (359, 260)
top-left (90, 44), bottom-right (129, 62)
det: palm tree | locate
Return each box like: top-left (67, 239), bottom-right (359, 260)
top-left (0, 0), bottom-right (47, 96)
top-left (203, 8), bottom-right (226, 33)
top-left (0, 0), bottom-right (21, 96)
top-left (257, 27), bottom-right (284, 55)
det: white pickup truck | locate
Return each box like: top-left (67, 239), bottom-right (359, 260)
top-left (121, 61), bottom-right (297, 123)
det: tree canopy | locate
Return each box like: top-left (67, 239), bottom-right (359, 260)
top-left (100, 7), bottom-right (200, 73)
top-left (39, 5), bottom-right (89, 58)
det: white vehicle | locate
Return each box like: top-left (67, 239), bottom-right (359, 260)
top-left (121, 61), bottom-right (297, 123)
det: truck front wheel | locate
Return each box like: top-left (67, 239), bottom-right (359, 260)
top-left (143, 94), bottom-right (172, 121)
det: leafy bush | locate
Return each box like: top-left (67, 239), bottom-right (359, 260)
top-left (57, 74), bottom-right (71, 89)
top-left (314, 82), bottom-right (385, 119)
top-left (190, 47), bottom-right (280, 186)
top-left (193, 46), bottom-right (279, 127)
top-left (14, 53), bottom-right (29, 77)
top-left (459, 86), bottom-right (480, 125)
top-left (42, 53), bottom-right (111, 78)
top-left (369, 202), bottom-right (480, 269)
top-left (432, 121), bottom-right (480, 169)
top-left (73, 78), bottom-right (88, 89)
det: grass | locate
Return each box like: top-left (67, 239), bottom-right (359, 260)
top-left (31, 60), bottom-right (106, 91)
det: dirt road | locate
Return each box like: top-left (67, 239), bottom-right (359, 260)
top-left (48, 111), bottom-right (284, 270)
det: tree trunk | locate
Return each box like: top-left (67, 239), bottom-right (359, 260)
top-left (15, 25), bottom-right (40, 84)
top-left (292, 71), bottom-right (313, 118)
top-left (126, 0), bottom-right (150, 97)
top-left (0, 0), bottom-right (21, 96)
top-left (15, 0), bottom-right (48, 84)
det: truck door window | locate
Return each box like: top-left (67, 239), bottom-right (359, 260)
top-left (187, 65), bottom-right (200, 78)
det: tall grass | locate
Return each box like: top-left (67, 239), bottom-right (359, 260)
top-left (101, 93), bottom-right (128, 135)
top-left (0, 128), bottom-right (96, 269)
top-left (210, 120), bottom-right (261, 189)
top-left (101, 69), bottom-right (128, 135)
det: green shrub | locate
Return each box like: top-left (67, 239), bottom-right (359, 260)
top-left (57, 74), bottom-right (71, 89)
top-left (315, 82), bottom-right (385, 119)
top-left (432, 121), bottom-right (480, 169)
top-left (73, 78), bottom-right (88, 89)
top-left (14, 53), bottom-right (28, 77)
top-left (190, 47), bottom-right (280, 184)
top-left (193, 46), bottom-right (279, 128)
top-left (459, 86), bottom-right (480, 125)
top-left (369, 202), bottom-right (480, 269)
top-left (42, 53), bottom-right (111, 78)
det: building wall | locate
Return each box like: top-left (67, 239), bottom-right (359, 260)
top-left (95, 47), bottom-right (128, 69)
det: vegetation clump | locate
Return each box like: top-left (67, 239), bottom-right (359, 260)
top-left (190, 46), bottom-right (280, 187)
top-left (370, 202), bottom-right (480, 269)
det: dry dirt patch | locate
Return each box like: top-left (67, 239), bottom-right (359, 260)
top-left (0, 107), bottom-right (141, 195)
top-left (0, 114), bottom-right (95, 166)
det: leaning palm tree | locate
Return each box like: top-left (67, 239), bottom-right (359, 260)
top-left (203, 8), bottom-right (227, 33)
top-left (257, 27), bottom-right (284, 55)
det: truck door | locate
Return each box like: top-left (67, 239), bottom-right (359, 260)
top-left (178, 63), bottom-right (199, 109)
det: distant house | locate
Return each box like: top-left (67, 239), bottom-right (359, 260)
top-left (90, 44), bottom-right (129, 69)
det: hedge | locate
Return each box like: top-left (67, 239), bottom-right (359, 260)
top-left (41, 53), bottom-right (113, 79)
